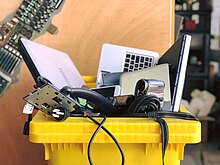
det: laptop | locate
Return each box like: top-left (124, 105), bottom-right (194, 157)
top-left (18, 38), bottom-right (85, 89)
top-left (96, 43), bottom-right (159, 86)
top-left (158, 34), bottom-right (191, 112)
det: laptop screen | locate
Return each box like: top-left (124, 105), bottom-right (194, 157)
top-left (18, 38), bottom-right (85, 89)
top-left (159, 34), bottom-right (191, 112)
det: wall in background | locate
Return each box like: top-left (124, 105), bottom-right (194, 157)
top-left (211, 0), bottom-right (220, 50)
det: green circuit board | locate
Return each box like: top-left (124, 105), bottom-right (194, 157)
top-left (0, 0), bottom-right (65, 95)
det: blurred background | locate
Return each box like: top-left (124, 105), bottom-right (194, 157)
top-left (176, 0), bottom-right (220, 164)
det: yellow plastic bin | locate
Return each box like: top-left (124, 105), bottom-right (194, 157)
top-left (28, 76), bottom-right (201, 165)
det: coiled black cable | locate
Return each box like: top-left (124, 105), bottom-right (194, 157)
top-left (86, 115), bottom-right (125, 165)
top-left (128, 95), bottom-right (161, 113)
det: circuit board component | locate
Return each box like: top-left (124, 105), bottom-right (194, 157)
top-left (0, 0), bottom-right (65, 95)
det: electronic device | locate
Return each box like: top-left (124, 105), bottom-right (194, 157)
top-left (135, 79), bottom-right (165, 107)
top-left (96, 71), bottom-right (123, 87)
top-left (96, 43), bottom-right (159, 86)
top-left (158, 34), bottom-right (191, 112)
top-left (0, 0), bottom-right (65, 95)
top-left (23, 82), bottom-right (81, 117)
top-left (24, 79), bottom-right (119, 120)
top-left (18, 38), bottom-right (85, 89)
top-left (92, 85), bottom-right (121, 98)
top-left (120, 64), bottom-right (171, 104)
top-left (114, 79), bottom-right (165, 113)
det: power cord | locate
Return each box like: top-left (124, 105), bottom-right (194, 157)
top-left (87, 115), bottom-right (106, 165)
top-left (86, 115), bottom-right (125, 165)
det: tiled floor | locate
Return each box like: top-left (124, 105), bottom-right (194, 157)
top-left (181, 142), bottom-right (220, 165)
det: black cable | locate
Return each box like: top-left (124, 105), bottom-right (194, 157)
top-left (86, 115), bottom-right (125, 165)
top-left (124, 111), bottom-right (198, 120)
top-left (87, 116), bottom-right (106, 165)
top-left (128, 95), bottom-right (161, 113)
top-left (62, 86), bottom-right (124, 164)
top-left (156, 118), bottom-right (169, 165)
top-left (127, 95), bottom-right (167, 165)
top-left (23, 114), bottom-right (33, 135)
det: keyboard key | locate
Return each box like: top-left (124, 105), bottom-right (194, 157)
top-left (140, 57), bottom-right (144, 62)
top-left (126, 54), bottom-right (131, 58)
top-left (135, 56), bottom-right (140, 63)
top-left (131, 55), bottom-right (135, 60)
top-left (124, 63), bottom-right (129, 67)
top-left (144, 62), bottom-right (148, 67)
top-left (124, 68), bottom-right (128, 72)
top-left (125, 58), bottom-right (130, 63)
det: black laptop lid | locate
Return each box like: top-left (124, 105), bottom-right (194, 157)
top-left (159, 34), bottom-right (191, 112)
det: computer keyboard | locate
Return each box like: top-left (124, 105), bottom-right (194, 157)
top-left (96, 43), bottom-right (159, 87)
top-left (123, 53), bottom-right (154, 72)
